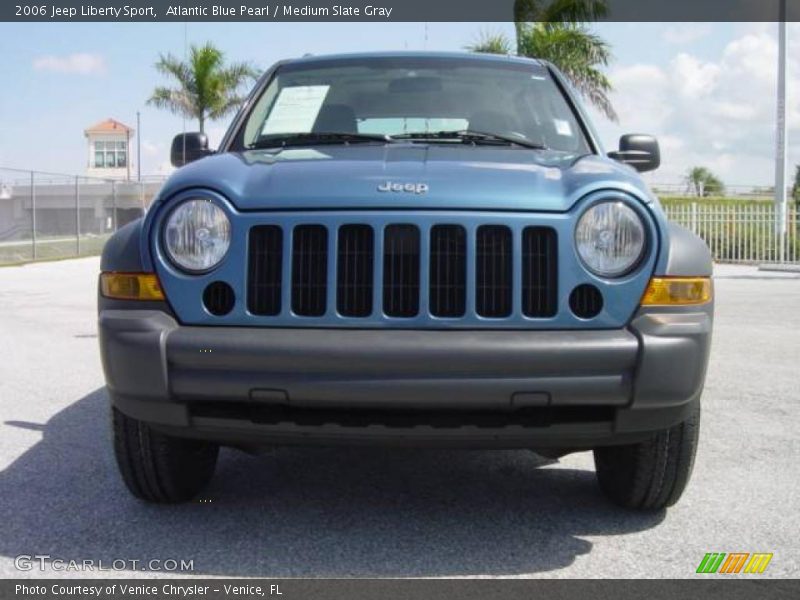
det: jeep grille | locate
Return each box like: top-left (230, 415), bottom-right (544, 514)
top-left (247, 223), bottom-right (558, 322)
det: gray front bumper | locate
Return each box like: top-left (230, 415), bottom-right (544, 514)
top-left (98, 305), bottom-right (712, 448)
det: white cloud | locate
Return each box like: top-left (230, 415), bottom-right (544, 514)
top-left (662, 24), bottom-right (712, 45)
top-left (670, 53), bottom-right (720, 99)
top-left (592, 25), bottom-right (800, 186)
top-left (607, 64), bottom-right (674, 130)
top-left (141, 140), bottom-right (160, 156)
top-left (713, 101), bottom-right (757, 121)
top-left (32, 53), bottom-right (106, 75)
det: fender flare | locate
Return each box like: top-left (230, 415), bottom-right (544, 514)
top-left (659, 221), bottom-right (713, 277)
top-left (100, 218), bottom-right (148, 272)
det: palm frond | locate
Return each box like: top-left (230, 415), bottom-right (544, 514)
top-left (146, 87), bottom-right (195, 118)
top-left (206, 95), bottom-right (248, 120)
top-left (540, 0), bottom-right (608, 23)
top-left (513, 0), bottom-right (545, 22)
top-left (154, 54), bottom-right (193, 90)
top-left (517, 22), bottom-right (617, 121)
top-left (465, 31), bottom-right (513, 55)
top-left (148, 42), bottom-right (259, 132)
top-left (514, 0), bottom-right (608, 24)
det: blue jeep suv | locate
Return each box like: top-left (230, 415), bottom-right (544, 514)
top-left (98, 52), bottom-right (713, 508)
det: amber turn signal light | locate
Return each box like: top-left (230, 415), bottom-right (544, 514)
top-left (641, 277), bottom-right (711, 306)
top-left (100, 273), bottom-right (164, 301)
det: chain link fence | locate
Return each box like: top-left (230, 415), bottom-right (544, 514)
top-left (1, 167), bottom-right (798, 266)
top-left (0, 168), bottom-right (164, 265)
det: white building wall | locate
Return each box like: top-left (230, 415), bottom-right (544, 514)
top-left (85, 132), bottom-right (134, 180)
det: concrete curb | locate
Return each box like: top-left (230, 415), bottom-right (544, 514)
top-left (758, 263), bottom-right (800, 273)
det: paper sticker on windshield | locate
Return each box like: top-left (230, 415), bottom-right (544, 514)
top-left (261, 85), bottom-right (330, 135)
top-left (554, 119), bottom-right (572, 137)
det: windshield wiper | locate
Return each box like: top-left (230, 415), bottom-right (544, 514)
top-left (391, 130), bottom-right (547, 150)
top-left (250, 132), bottom-right (394, 149)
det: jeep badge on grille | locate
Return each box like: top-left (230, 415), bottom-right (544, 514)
top-left (377, 181), bottom-right (429, 194)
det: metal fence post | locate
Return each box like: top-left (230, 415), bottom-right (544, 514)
top-left (75, 176), bottom-right (80, 256)
top-left (691, 202), bottom-right (697, 234)
top-left (30, 171), bottom-right (36, 260)
top-left (111, 180), bottom-right (117, 231)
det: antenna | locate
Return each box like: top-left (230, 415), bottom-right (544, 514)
top-left (182, 21), bottom-right (188, 165)
top-left (136, 111), bottom-right (141, 182)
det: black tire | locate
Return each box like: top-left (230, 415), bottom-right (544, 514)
top-left (594, 403), bottom-right (700, 510)
top-left (112, 407), bottom-right (219, 503)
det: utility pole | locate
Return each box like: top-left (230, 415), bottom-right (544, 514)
top-left (775, 0), bottom-right (788, 262)
top-left (137, 111), bottom-right (141, 182)
top-left (30, 171), bottom-right (36, 260)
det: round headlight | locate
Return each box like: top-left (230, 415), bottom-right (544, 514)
top-left (163, 199), bottom-right (231, 272)
top-left (575, 200), bottom-right (646, 277)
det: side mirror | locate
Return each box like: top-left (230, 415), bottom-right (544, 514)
top-left (608, 134), bottom-right (660, 173)
top-left (170, 132), bottom-right (213, 167)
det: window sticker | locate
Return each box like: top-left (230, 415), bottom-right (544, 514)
top-left (261, 85), bottom-right (331, 135)
top-left (554, 119), bottom-right (573, 137)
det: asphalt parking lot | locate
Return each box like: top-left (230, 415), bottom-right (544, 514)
top-left (0, 257), bottom-right (798, 579)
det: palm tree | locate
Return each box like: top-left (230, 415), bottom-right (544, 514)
top-left (148, 42), bottom-right (258, 134)
top-left (513, 0), bottom-right (609, 28)
top-left (467, 31), bottom-right (513, 55)
top-left (465, 0), bottom-right (617, 121)
top-left (686, 166), bottom-right (725, 198)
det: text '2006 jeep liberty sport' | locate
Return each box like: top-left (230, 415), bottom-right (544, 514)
top-left (98, 52), bottom-right (713, 509)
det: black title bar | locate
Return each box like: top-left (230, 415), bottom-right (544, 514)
top-left (4, 0), bottom-right (800, 22)
top-left (4, 579), bottom-right (800, 600)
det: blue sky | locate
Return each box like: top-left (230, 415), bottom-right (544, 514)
top-left (0, 21), bottom-right (797, 187)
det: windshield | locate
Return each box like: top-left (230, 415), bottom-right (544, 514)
top-left (234, 56), bottom-right (591, 153)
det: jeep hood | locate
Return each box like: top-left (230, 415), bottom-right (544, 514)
top-left (158, 144), bottom-right (650, 212)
